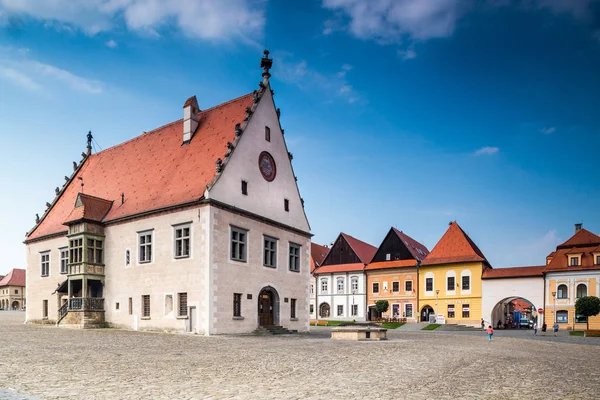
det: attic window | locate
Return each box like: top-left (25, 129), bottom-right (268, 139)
top-left (284, 198), bottom-right (289, 212)
top-left (570, 257), bottom-right (579, 266)
top-left (241, 180), bottom-right (248, 195)
top-left (265, 126), bottom-right (271, 142)
top-left (386, 253), bottom-right (391, 261)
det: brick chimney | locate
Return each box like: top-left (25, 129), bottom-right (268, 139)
top-left (575, 223), bottom-right (583, 233)
top-left (183, 95), bottom-right (199, 144)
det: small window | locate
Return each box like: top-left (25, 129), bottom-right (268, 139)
top-left (233, 293), bottom-right (242, 317)
top-left (351, 277), bottom-right (358, 293)
top-left (448, 305), bottom-right (455, 318)
top-left (60, 248), bottom-right (68, 274)
top-left (128, 297), bottom-right (133, 315)
top-left (373, 282), bottom-right (379, 293)
top-left (142, 295), bottom-right (150, 318)
top-left (15, 289), bottom-right (18, 294)
top-left (174, 225), bottom-right (191, 258)
top-left (557, 284), bottom-right (568, 299)
top-left (284, 198), bottom-right (289, 212)
top-left (596, 255), bottom-right (600, 265)
top-left (310, 284), bottom-right (314, 294)
top-left (139, 231), bottom-right (153, 263)
top-left (425, 278), bottom-right (433, 291)
top-left (351, 304), bottom-right (358, 316)
top-left (310, 304), bottom-right (314, 314)
top-left (263, 236), bottom-right (277, 268)
top-left (125, 249), bottom-right (131, 266)
top-left (40, 252), bottom-right (50, 277)
top-left (42, 300), bottom-right (48, 319)
top-left (178, 292), bottom-right (188, 317)
top-left (87, 238), bottom-right (103, 264)
top-left (291, 298), bottom-right (297, 319)
top-left (289, 243), bottom-right (301, 272)
top-left (337, 278), bottom-right (344, 294)
top-left (321, 279), bottom-right (328, 293)
top-left (241, 180), bottom-right (248, 195)
top-left (462, 304), bottom-right (470, 318)
top-left (231, 227), bottom-right (247, 262)
top-left (337, 305), bottom-right (343, 316)
top-left (405, 280), bottom-right (413, 292)
top-left (265, 126), bottom-right (271, 142)
top-left (447, 276), bottom-right (455, 291)
top-left (462, 276), bottom-right (470, 290)
top-left (576, 284), bottom-right (587, 299)
top-left (385, 253), bottom-right (391, 261)
top-left (392, 281), bottom-right (399, 292)
top-left (556, 310), bottom-right (568, 324)
top-left (164, 295), bottom-right (173, 315)
top-left (570, 257), bottom-right (579, 266)
top-left (69, 238), bottom-right (83, 263)
top-left (115, 302), bottom-right (120, 311)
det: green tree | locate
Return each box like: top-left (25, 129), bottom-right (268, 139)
top-left (375, 300), bottom-right (389, 314)
top-left (575, 296), bottom-right (600, 331)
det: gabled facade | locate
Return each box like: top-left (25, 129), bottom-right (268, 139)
top-left (24, 51), bottom-right (311, 334)
top-left (314, 233), bottom-right (377, 321)
top-left (544, 224), bottom-right (600, 330)
top-left (419, 222), bottom-right (490, 325)
top-left (309, 242), bottom-right (329, 320)
top-left (0, 268), bottom-right (26, 310)
top-left (365, 228), bottom-right (429, 322)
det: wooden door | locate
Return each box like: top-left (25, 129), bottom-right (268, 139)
top-left (258, 292), bottom-right (273, 326)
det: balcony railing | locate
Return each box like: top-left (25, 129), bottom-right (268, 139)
top-left (68, 297), bottom-right (104, 311)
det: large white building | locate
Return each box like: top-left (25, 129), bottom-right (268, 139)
top-left (24, 51), bottom-right (311, 334)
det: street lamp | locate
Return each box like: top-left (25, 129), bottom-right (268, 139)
top-left (435, 289), bottom-right (440, 323)
top-left (552, 291), bottom-right (557, 324)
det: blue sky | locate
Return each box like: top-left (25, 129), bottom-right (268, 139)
top-left (1, 0), bottom-right (599, 274)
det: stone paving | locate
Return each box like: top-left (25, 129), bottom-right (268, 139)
top-left (2, 311), bottom-right (600, 399)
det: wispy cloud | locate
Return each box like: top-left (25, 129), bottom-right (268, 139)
top-left (0, 0), bottom-right (265, 42)
top-left (105, 39), bottom-right (118, 48)
top-left (475, 146), bottom-right (499, 156)
top-left (0, 65), bottom-right (42, 91)
top-left (398, 48), bottom-right (417, 60)
top-left (540, 126), bottom-right (556, 134)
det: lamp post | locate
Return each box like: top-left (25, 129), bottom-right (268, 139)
top-left (435, 289), bottom-right (440, 323)
top-left (552, 291), bottom-right (556, 324)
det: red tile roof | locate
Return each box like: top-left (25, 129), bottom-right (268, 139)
top-left (0, 268), bottom-right (26, 287)
top-left (27, 93), bottom-right (254, 241)
top-left (392, 228), bottom-right (430, 262)
top-left (64, 193), bottom-right (113, 225)
top-left (314, 263), bottom-right (365, 274)
top-left (545, 228), bottom-right (600, 273)
top-left (311, 243), bottom-right (329, 270)
top-left (482, 266), bottom-right (545, 279)
top-left (365, 260), bottom-right (417, 271)
top-left (422, 222), bottom-right (489, 266)
top-left (559, 229), bottom-right (600, 248)
top-left (341, 233), bottom-right (377, 264)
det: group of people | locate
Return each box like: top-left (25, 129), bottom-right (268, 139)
top-left (481, 319), bottom-right (560, 341)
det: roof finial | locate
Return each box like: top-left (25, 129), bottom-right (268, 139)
top-left (86, 131), bottom-right (93, 155)
top-left (260, 49), bottom-right (273, 85)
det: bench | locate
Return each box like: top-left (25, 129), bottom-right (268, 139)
top-left (584, 330), bottom-right (600, 337)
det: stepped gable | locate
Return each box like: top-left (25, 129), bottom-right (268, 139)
top-left (341, 233), bottom-right (377, 264)
top-left (0, 269), bottom-right (26, 287)
top-left (27, 93), bottom-right (254, 241)
top-left (482, 266), bottom-right (545, 279)
top-left (392, 228), bottom-right (430, 262)
top-left (422, 222), bottom-right (489, 266)
top-left (545, 228), bottom-right (600, 273)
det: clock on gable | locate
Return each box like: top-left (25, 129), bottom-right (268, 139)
top-left (258, 151), bottom-right (276, 182)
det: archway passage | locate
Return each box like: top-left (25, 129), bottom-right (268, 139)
top-left (491, 297), bottom-right (538, 329)
top-left (421, 305), bottom-right (434, 322)
top-left (319, 303), bottom-right (330, 318)
top-left (258, 286), bottom-right (279, 326)
top-left (11, 301), bottom-right (20, 310)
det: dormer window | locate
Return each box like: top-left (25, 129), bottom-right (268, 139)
top-left (570, 257), bottom-right (579, 266)
top-left (596, 255), bottom-right (600, 265)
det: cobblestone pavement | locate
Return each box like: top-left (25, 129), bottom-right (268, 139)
top-left (2, 312), bottom-right (600, 400)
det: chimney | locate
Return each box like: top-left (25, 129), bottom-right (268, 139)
top-left (575, 223), bottom-right (583, 233)
top-left (183, 95), bottom-right (199, 144)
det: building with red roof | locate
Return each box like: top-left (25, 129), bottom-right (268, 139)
top-left (0, 268), bottom-right (26, 310)
top-left (24, 51), bottom-right (311, 334)
top-left (309, 242), bottom-right (330, 319)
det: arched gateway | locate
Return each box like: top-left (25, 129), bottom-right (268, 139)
top-left (258, 286), bottom-right (280, 326)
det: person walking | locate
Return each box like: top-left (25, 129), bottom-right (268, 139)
top-left (481, 318), bottom-right (485, 331)
top-left (553, 322), bottom-right (559, 337)
top-left (533, 322), bottom-right (538, 336)
top-left (487, 325), bottom-right (494, 341)
top-left (541, 323), bottom-right (547, 336)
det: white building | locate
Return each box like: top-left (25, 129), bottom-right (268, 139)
top-left (314, 233), bottom-right (377, 321)
top-left (24, 51), bottom-right (311, 334)
top-left (310, 242), bottom-right (329, 320)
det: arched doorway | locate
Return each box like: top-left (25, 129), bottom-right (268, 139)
top-left (421, 305), bottom-right (434, 322)
top-left (490, 297), bottom-right (537, 329)
top-left (319, 303), bottom-right (330, 318)
top-left (258, 286), bottom-right (279, 326)
top-left (12, 301), bottom-right (20, 310)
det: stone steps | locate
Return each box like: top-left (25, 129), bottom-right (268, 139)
top-left (254, 325), bottom-right (297, 335)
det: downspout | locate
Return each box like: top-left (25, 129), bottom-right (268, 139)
top-left (416, 261), bottom-right (421, 322)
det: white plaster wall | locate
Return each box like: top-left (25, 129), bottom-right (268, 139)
top-left (209, 205), bottom-right (310, 334)
top-left (25, 236), bottom-right (69, 322)
top-left (481, 277), bottom-right (544, 324)
top-left (310, 274), bottom-right (316, 319)
top-left (208, 86), bottom-right (310, 233)
top-left (103, 207), bottom-right (207, 333)
top-left (315, 272), bottom-right (366, 321)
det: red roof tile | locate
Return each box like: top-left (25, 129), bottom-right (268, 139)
top-left (422, 222), bottom-right (489, 266)
top-left (545, 228), bottom-right (600, 273)
top-left (64, 193), bottom-right (113, 225)
top-left (482, 266), bottom-right (545, 279)
top-left (311, 243), bottom-right (329, 269)
top-left (341, 233), bottom-right (377, 264)
top-left (559, 229), bottom-right (600, 248)
top-left (392, 228), bottom-right (430, 262)
top-left (27, 93), bottom-right (254, 240)
top-left (365, 260), bottom-right (417, 271)
top-left (0, 268), bottom-right (26, 287)
top-left (315, 263), bottom-right (365, 274)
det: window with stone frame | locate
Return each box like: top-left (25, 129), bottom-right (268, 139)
top-left (289, 243), bottom-right (300, 272)
top-left (291, 298), bottom-right (297, 319)
top-left (263, 236), bottom-right (277, 267)
top-left (461, 275), bottom-right (470, 290)
top-left (351, 277), bottom-right (359, 293)
top-left (128, 297), bottom-right (133, 315)
top-left (233, 293), bottom-right (242, 317)
top-left (87, 238), bottom-right (103, 264)
top-left (231, 227), bottom-right (247, 262)
top-left (337, 278), bottom-right (345, 294)
top-left (462, 304), bottom-right (470, 318)
top-left (69, 238), bottom-right (83, 264)
top-left (448, 304), bottom-right (455, 318)
top-left (142, 295), bottom-right (150, 318)
top-left (392, 281), bottom-right (400, 292)
top-left (337, 305), bottom-right (343, 316)
top-left (557, 284), bottom-right (568, 299)
top-left (405, 280), bottom-right (413, 292)
top-left (556, 310), bottom-right (568, 323)
top-left (60, 248), bottom-right (68, 274)
top-left (40, 252), bottom-right (50, 277)
top-left (174, 225), bottom-right (191, 258)
top-left (351, 304), bottom-right (358, 316)
top-left (576, 284), bottom-right (587, 299)
top-left (178, 292), bottom-right (188, 317)
top-left (321, 279), bottom-right (328, 293)
top-left (139, 231), bottom-right (153, 263)
top-left (373, 282), bottom-right (379, 293)
top-left (425, 278), bottom-right (433, 291)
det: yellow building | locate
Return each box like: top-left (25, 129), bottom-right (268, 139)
top-left (544, 224), bottom-right (600, 330)
top-left (418, 222), bottom-right (491, 326)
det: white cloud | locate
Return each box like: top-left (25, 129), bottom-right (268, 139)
top-left (398, 48), bottom-right (417, 60)
top-left (475, 146), bottom-right (499, 155)
top-left (540, 126), bottom-right (556, 134)
top-left (105, 39), bottom-right (118, 48)
top-left (530, 0), bottom-right (599, 19)
top-left (33, 62), bottom-right (103, 94)
top-left (0, 65), bottom-right (42, 91)
top-left (0, 0), bottom-right (265, 42)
